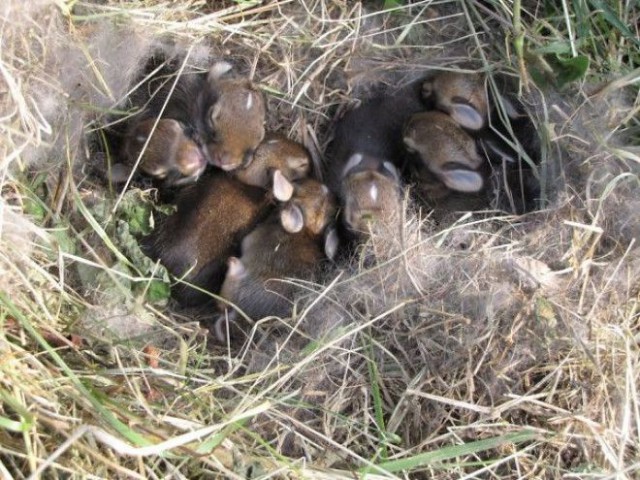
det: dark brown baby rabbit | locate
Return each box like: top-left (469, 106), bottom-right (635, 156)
top-left (142, 170), bottom-right (274, 306)
top-left (326, 81), bottom-right (426, 234)
top-left (218, 178), bottom-right (338, 320)
top-left (113, 60), bottom-right (266, 185)
top-left (117, 118), bottom-right (207, 185)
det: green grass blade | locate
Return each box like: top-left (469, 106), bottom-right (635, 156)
top-left (0, 293), bottom-right (150, 447)
top-left (589, 0), bottom-right (640, 47)
top-left (364, 335), bottom-right (388, 460)
top-left (362, 429), bottom-right (540, 474)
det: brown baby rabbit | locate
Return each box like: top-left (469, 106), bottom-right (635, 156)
top-left (203, 62), bottom-right (266, 172)
top-left (117, 118), bottom-right (207, 185)
top-left (218, 177), bottom-right (338, 320)
top-left (142, 170), bottom-right (274, 306)
top-left (277, 177), bottom-right (337, 236)
top-left (233, 134), bottom-right (311, 188)
top-left (404, 110), bottom-right (485, 193)
top-left (421, 71), bottom-right (488, 131)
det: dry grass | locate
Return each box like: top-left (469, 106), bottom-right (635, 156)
top-left (1, 0), bottom-right (639, 478)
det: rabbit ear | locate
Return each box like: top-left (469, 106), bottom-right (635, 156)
top-left (495, 93), bottom-right (525, 120)
top-left (479, 137), bottom-right (516, 164)
top-left (280, 204), bottom-right (304, 233)
top-left (382, 161), bottom-right (400, 182)
top-left (272, 169), bottom-right (294, 201)
top-left (208, 61), bottom-right (233, 83)
top-left (324, 226), bottom-right (339, 261)
top-left (226, 256), bottom-right (247, 279)
top-left (403, 135), bottom-right (419, 152)
top-left (212, 312), bottom-right (238, 342)
top-left (439, 168), bottom-right (484, 193)
top-left (208, 101), bottom-right (223, 125)
top-left (342, 153), bottom-right (364, 176)
top-left (450, 103), bottom-right (485, 131)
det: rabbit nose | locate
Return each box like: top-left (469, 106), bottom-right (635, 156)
top-left (217, 152), bottom-right (243, 171)
top-left (179, 148), bottom-right (206, 176)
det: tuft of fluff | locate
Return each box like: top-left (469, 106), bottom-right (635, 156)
top-left (0, 2), bottom-right (219, 359)
top-left (544, 81), bottom-right (640, 249)
top-left (0, 198), bottom-right (51, 298)
top-left (0, 1), bottom-right (218, 174)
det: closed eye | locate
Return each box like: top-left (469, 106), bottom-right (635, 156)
top-left (242, 150), bottom-right (255, 168)
top-left (182, 125), bottom-right (197, 138)
top-left (443, 161), bottom-right (475, 171)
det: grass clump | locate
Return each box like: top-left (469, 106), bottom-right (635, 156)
top-left (1, 0), bottom-right (639, 478)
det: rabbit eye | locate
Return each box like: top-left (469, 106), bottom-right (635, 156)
top-left (422, 81), bottom-right (434, 98)
top-left (182, 125), bottom-right (196, 138)
top-left (242, 150), bottom-right (255, 168)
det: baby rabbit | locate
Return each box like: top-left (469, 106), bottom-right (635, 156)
top-left (115, 60), bottom-right (265, 183)
top-left (218, 178), bottom-right (338, 320)
top-left (142, 170), bottom-right (274, 306)
top-left (326, 82), bottom-right (425, 234)
top-left (420, 71), bottom-right (542, 213)
top-left (421, 71), bottom-right (488, 131)
top-left (404, 111), bottom-right (485, 193)
top-left (202, 62), bottom-right (266, 172)
top-left (421, 70), bottom-right (535, 161)
top-left (117, 118), bottom-right (207, 185)
top-left (277, 177), bottom-right (337, 236)
top-left (233, 134), bottom-right (311, 189)
top-left (339, 154), bottom-right (403, 234)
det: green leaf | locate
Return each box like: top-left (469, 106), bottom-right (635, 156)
top-left (525, 49), bottom-right (589, 90)
top-left (145, 280), bottom-right (171, 304)
top-left (533, 41), bottom-right (573, 55)
top-left (22, 195), bottom-right (47, 222)
top-left (0, 415), bottom-right (30, 432)
top-left (195, 419), bottom-right (248, 454)
top-left (74, 188), bottom-right (135, 269)
top-left (115, 189), bottom-right (157, 236)
top-left (551, 54), bottom-right (590, 88)
top-left (572, 0), bottom-right (590, 39)
top-left (384, 0), bottom-right (403, 8)
top-left (0, 389), bottom-right (34, 432)
top-left (524, 50), bottom-right (556, 89)
top-left (77, 187), bottom-right (171, 305)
